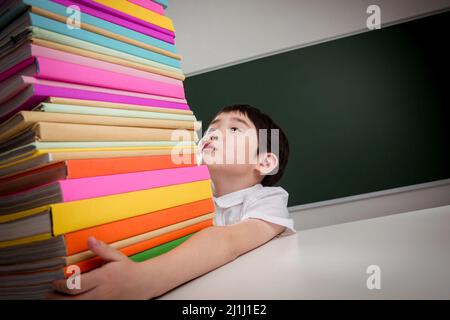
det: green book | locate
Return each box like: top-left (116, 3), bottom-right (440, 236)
top-left (130, 234), bottom-right (193, 262)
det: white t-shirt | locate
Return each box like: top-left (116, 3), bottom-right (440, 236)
top-left (212, 183), bottom-right (296, 237)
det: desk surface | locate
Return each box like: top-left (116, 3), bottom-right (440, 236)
top-left (160, 204), bottom-right (450, 299)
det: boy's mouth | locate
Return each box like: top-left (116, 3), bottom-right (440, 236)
top-left (202, 141), bottom-right (215, 151)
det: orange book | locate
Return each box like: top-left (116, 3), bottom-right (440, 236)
top-left (70, 219), bottom-right (213, 274)
top-left (65, 198), bottom-right (215, 255)
top-left (0, 154), bottom-right (197, 195)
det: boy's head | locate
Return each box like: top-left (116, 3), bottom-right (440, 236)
top-left (201, 104), bottom-right (289, 187)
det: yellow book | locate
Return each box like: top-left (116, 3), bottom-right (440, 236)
top-left (0, 180), bottom-right (213, 247)
top-left (92, 0), bottom-right (175, 31)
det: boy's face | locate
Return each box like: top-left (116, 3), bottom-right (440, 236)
top-left (200, 111), bottom-right (260, 175)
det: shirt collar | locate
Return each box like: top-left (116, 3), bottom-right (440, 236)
top-left (213, 184), bottom-right (263, 208)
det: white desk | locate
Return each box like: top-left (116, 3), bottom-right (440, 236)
top-left (159, 205), bottom-right (450, 299)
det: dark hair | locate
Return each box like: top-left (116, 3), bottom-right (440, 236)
top-left (215, 104), bottom-right (289, 186)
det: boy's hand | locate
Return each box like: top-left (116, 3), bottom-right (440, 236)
top-left (48, 219), bottom-right (285, 300)
top-left (49, 237), bottom-right (152, 300)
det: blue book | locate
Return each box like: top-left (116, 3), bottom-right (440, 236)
top-left (0, 7), bottom-right (181, 68)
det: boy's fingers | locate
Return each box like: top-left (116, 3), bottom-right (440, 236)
top-left (47, 291), bottom-right (72, 300)
top-left (88, 236), bottom-right (127, 263)
top-left (70, 288), bottom-right (105, 300)
top-left (52, 268), bottom-right (103, 295)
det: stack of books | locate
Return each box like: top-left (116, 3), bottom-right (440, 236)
top-left (0, 0), bottom-right (214, 299)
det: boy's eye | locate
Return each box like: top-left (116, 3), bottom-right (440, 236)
top-left (228, 127), bottom-right (240, 133)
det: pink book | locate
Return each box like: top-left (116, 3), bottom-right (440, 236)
top-left (8, 55), bottom-right (186, 99)
top-left (0, 76), bottom-right (190, 123)
top-left (0, 47), bottom-right (184, 98)
top-left (0, 166), bottom-right (210, 213)
top-left (128, 0), bottom-right (164, 15)
top-left (1, 74), bottom-right (187, 103)
top-left (31, 45), bottom-right (182, 86)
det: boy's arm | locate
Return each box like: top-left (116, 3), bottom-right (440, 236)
top-left (50, 219), bottom-right (285, 299)
top-left (148, 218), bottom-right (286, 297)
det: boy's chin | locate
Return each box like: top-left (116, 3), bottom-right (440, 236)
top-left (202, 160), bottom-right (254, 174)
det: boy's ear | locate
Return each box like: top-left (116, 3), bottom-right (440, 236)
top-left (256, 152), bottom-right (279, 176)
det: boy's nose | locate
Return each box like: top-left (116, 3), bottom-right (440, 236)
top-left (204, 131), bottom-right (218, 141)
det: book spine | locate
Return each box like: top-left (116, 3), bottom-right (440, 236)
top-left (0, 58), bottom-right (35, 83)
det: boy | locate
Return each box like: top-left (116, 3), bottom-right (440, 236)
top-left (50, 104), bottom-right (296, 299)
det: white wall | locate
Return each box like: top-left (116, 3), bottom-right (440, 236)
top-left (167, 0), bottom-right (450, 76)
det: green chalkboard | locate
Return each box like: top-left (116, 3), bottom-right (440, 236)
top-left (185, 11), bottom-right (450, 206)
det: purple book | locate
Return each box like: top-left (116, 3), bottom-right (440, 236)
top-left (0, 76), bottom-right (190, 123)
